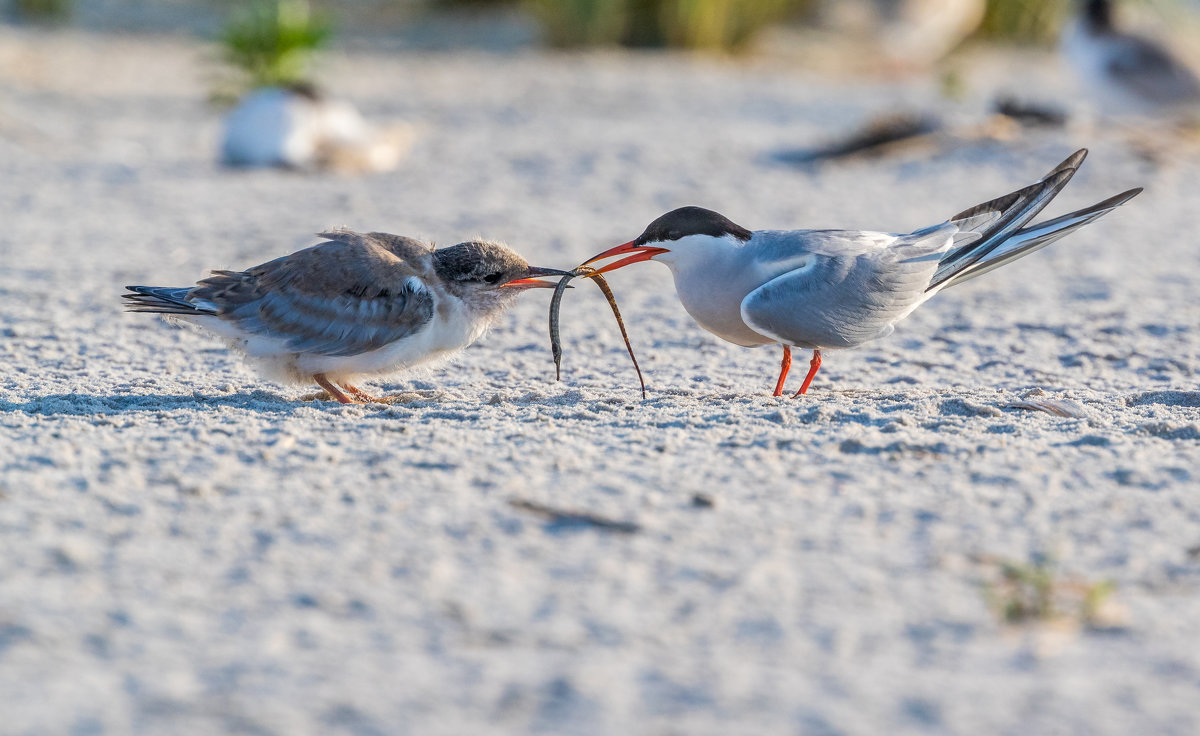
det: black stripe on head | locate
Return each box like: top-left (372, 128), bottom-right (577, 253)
top-left (1084, 0), bottom-right (1112, 30)
top-left (633, 207), bottom-right (752, 246)
top-left (432, 240), bottom-right (529, 285)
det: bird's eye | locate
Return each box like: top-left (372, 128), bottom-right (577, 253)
top-left (483, 273), bottom-right (504, 285)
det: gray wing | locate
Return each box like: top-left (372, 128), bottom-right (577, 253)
top-left (739, 227), bottom-right (950, 350)
top-left (1108, 35), bottom-right (1200, 105)
top-left (189, 233), bottom-right (435, 357)
top-left (320, 228), bottom-right (435, 262)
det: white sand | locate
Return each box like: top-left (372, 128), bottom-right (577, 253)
top-left (2, 26), bottom-right (1199, 735)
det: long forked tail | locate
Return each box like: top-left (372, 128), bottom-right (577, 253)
top-left (938, 187), bottom-right (1142, 289)
top-left (926, 149), bottom-right (1140, 292)
top-left (122, 286), bottom-right (214, 316)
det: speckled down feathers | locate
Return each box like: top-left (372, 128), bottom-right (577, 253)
top-left (121, 231), bottom-right (541, 385)
top-left (189, 233), bottom-right (436, 357)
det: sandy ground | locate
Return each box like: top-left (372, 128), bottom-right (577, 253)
top-left (2, 24), bottom-right (1200, 736)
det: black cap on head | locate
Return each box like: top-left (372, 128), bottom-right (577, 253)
top-left (1084, 0), bottom-right (1112, 30)
top-left (633, 207), bottom-right (752, 246)
top-left (433, 240), bottom-right (529, 286)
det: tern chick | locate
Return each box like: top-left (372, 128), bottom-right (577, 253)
top-left (124, 230), bottom-right (568, 403)
top-left (583, 150), bottom-right (1140, 396)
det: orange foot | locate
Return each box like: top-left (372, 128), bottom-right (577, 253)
top-left (340, 383), bottom-right (382, 403)
top-left (313, 373), bottom-right (363, 404)
top-left (793, 350), bottom-right (822, 397)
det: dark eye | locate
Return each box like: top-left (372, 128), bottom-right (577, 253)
top-left (483, 272), bottom-right (504, 285)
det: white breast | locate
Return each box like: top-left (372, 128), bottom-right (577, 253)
top-left (181, 292), bottom-right (486, 385)
top-left (658, 234), bottom-right (777, 348)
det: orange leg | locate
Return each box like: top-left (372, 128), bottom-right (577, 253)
top-left (314, 373), bottom-right (359, 404)
top-left (340, 383), bottom-right (380, 403)
top-left (773, 345), bottom-right (792, 397)
top-left (793, 350), bottom-right (822, 397)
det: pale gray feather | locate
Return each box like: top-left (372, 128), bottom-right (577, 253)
top-left (189, 231), bottom-right (436, 357)
top-left (929, 150), bottom-right (1086, 289)
top-left (738, 227), bottom-right (951, 350)
top-left (733, 150), bottom-right (1139, 351)
top-left (940, 187), bottom-right (1143, 288)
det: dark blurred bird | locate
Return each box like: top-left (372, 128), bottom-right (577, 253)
top-left (1061, 0), bottom-right (1200, 116)
top-left (124, 231), bottom-right (568, 403)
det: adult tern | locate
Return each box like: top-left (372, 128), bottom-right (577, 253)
top-left (582, 150), bottom-right (1140, 396)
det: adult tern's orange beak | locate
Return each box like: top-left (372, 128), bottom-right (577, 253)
top-left (501, 266), bottom-right (573, 290)
top-left (579, 241), bottom-right (670, 275)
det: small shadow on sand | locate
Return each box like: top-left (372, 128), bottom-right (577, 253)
top-left (1126, 390), bottom-right (1200, 408)
top-left (0, 391), bottom-right (303, 417)
top-left (509, 498), bottom-right (641, 535)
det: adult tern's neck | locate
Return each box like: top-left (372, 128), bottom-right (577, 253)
top-left (656, 232), bottom-right (772, 347)
top-left (655, 233), bottom-right (747, 276)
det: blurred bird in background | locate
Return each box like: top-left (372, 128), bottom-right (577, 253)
top-left (220, 84), bottom-right (415, 173)
top-left (1061, 0), bottom-right (1200, 118)
top-left (215, 0), bottom-right (416, 172)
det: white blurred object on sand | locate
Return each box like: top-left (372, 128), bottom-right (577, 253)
top-left (220, 86), bottom-right (415, 173)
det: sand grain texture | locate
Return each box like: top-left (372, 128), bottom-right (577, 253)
top-left (2, 28), bottom-right (1200, 735)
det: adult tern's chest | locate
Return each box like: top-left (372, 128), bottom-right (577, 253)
top-left (666, 245), bottom-right (778, 348)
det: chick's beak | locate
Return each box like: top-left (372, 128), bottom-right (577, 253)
top-left (500, 266), bottom-right (573, 290)
top-left (580, 241), bottom-right (670, 275)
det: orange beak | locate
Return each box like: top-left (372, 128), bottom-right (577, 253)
top-left (500, 266), bottom-right (572, 290)
top-left (580, 241), bottom-right (670, 275)
top-left (501, 279), bottom-right (559, 290)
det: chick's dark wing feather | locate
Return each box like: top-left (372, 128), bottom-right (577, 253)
top-left (190, 235), bottom-right (436, 357)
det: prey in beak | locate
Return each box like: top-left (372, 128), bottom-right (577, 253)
top-left (501, 266), bottom-right (574, 290)
top-left (579, 241), bottom-right (669, 276)
top-left (547, 265), bottom-right (646, 399)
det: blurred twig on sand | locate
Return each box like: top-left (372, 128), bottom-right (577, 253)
top-left (980, 553), bottom-right (1124, 631)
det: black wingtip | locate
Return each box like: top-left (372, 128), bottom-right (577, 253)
top-left (1048, 149), bottom-right (1088, 178)
top-left (950, 167), bottom-right (1074, 224)
top-left (120, 285), bottom-right (213, 316)
top-left (1085, 187), bottom-right (1143, 212)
